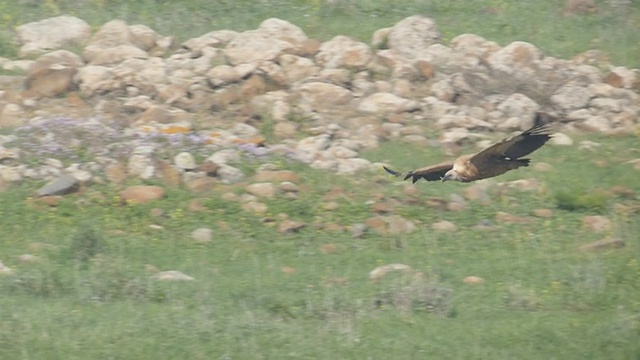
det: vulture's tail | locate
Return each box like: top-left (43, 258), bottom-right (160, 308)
top-left (383, 166), bottom-right (402, 176)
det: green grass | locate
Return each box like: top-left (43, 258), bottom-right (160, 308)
top-left (1, 0), bottom-right (640, 67)
top-left (1, 133), bottom-right (639, 359)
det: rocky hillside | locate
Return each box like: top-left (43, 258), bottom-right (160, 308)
top-left (0, 15), bottom-right (638, 195)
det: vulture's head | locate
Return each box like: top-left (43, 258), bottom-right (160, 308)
top-left (442, 169), bottom-right (462, 182)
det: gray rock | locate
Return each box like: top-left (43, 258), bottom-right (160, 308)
top-left (549, 132), bottom-right (574, 146)
top-left (0, 104), bottom-right (26, 128)
top-left (36, 174), bottom-right (79, 196)
top-left (16, 16), bottom-right (91, 56)
top-left (316, 35), bottom-right (372, 69)
top-left (297, 82), bottom-right (353, 112)
top-left (336, 158), bottom-right (372, 174)
top-left (0, 166), bottom-right (23, 183)
top-left (551, 84), bottom-right (591, 113)
top-left (191, 228), bottom-right (213, 243)
top-left (224, 18), bottom-right (307, 65)
top-left (174, 152), bottom-right (196, 170)
top-left (245, 182), bottom-right (276, 198)
top-left (357, 92), bottom-right (419, 114)
top-left (152, 270), bottom-right (195, 281)
top-left (26, 50), bottom-right (85, 98)
top-left (127, 154), bottom-right (156, 179)
top-left (279, 54), bottom-right (319, 83)
top-left (207, 149), bottom-right (241, 165)
top-left (387, 16), bottom-right (442, 59)
top-left (496, 93), bottom-right (540, 129)
top-left (217, 164), bottom-right (244, 184)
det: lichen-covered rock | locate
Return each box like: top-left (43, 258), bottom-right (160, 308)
top-left (387, 16), bottom-right (442, 59)
top-left (25, 50), bottom-right (85, 98)
top-left (16, 16), bottom-right (91, 56)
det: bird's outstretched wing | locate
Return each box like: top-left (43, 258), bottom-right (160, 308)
top-left (383, 162), bottom-right (453, 183)
top-left (470, 123), bottom-right (552, 166)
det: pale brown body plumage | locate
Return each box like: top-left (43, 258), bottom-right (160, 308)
top-left (383, 123), bottom-right (552, 183)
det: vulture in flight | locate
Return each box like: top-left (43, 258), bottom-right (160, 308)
top-left (383, 123), bottom-right (552, 183)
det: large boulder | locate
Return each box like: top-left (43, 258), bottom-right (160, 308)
top-left (315, 36), bottom-right (373, 69)
top-left (297, 82), bottom-right (353, 112)
top-left (25, 50), bottom-right (85, 98)
top-left (386, 16), bottom-right (442, 59)
top-left (224, 18), bottom-right (308, 65)
top-left (83, 20), bottom-right (150, 65)
top-left (486, 41), bottom-right (544, 78)
top-left (16, 16), bottom-right (91, 57)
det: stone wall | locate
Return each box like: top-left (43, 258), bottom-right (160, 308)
top-left (0, 15), bottom-right (638, 189)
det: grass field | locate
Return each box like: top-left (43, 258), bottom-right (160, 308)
top-left (1, 132), bottom-right (639, 359)
top-left (1, 0), bottom-right (640, 358)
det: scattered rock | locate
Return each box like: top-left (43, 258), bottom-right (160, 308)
top-left (281, 266), bottom-right (296, 274)
top-left (253, 170), bottom-right (300, 183)
top-left (17, 254), bottom-right (39, 264)
top-left (532, 209), bottom-right (554, 218)
top-left (350, 223), bottom-right (368, 238)
top-left (187, 200), bottom-right (208, 213)
top-left (495, 212), bottom-right (534, 224)
top-left (196, 161), bottom-right (219, 176)
top-left (174, 152), bottom-right (196, 170)
top-left (319, 243), bottom-right (339, 254)
top-left (245, 182), bottom-right (276, 198)
top-left (191, 228), bottom-right (213, 244)
top-left (369, 263), bottom-right (414, 281)
top-left (120, 185), bottom-right (166, 204)
top-left (582, 215), bottom-right (611, 232)
top-left (0, 261), bottom-right (13, 275)
top-left (35, 195), bottom-right (63, 207)
top-left (431, 220), bottom-right (457, 232)
top-left (550, 132), bottom-right (574, 146)
top-left (36, 174), bottom-right (79, 196)
top-left (463, 182), bottom-right (492, 203)
top-left (0, 104), bottom-right (27, 128)
top-left (372, 202), bottom-right (393, 214)
top-left (104, 163), bottom-right (128, 184)
top-left (463, 276), bottom-right (485, 284)
top-left (242, 201), bottom-right (268, 215)
top-left (579, 238), bottom-right (625, 252)
top-left (366, 215), bottom-right (415, 235)
top-left (278, 181), bottom-right (299, 194)
top-left (157, 160), bottom-right (182, 187)
top-left (185, 177), bottom-right (218, 193)
top-left (497, 178), bottom-right (544, 193)
top-left (533, 162), bottom-right (554, 172)
top-left (152, 270), bottom-right (195, 281)
top-left (278, 219), bottom-right (306, 233)
top-left (610, 185), bottom-right (635, 198)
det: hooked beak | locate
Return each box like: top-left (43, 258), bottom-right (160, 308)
top-left (441, 174), bottom-right (450, 182)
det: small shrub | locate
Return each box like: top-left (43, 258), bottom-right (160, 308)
top-left (69, 222), bottom-right (105, 264)
top-left (503, 284), bottom-right (541, 311)
top-left (374, 273), bottom-right (454, 317)
top-left (84, 259), bottom-right (164, 303)
top-left (554, 189), bottom-right (608, 212)
top-left (1, 263), bottom-right (74, 298)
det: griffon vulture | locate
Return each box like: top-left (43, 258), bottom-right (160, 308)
top-left (383, 123), bottom-right (552, 183)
